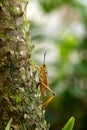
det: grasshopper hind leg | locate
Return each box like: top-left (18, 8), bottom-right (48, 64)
top-left (42, 95), bottom-right (55, 109)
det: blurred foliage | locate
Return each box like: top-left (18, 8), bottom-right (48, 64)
top-left (38, 0), bottom-right (76, 12)
top-left (62, 116), bottom-right (75, 130)
top-left (29, 0), bottom-right (87, 130)
top-left (5, 118), bottom-right (13, 130)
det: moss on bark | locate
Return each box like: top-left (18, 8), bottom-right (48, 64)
top-left (0, 1), bottom-right (49, 129)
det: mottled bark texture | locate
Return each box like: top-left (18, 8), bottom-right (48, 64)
top-left (0, 0), bottom-right (49, 130)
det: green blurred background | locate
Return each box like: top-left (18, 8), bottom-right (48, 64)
top-left (26, 0), bottom-right (87, 129)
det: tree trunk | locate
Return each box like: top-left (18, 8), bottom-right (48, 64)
top-left (0, 0), bottom-right (49, 129)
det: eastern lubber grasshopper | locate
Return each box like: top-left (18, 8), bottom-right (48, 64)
top-left (34, 52), bottom-right (55, 109)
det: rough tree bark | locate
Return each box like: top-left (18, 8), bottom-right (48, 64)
top-left (0, 0), bottom-right (49, 129)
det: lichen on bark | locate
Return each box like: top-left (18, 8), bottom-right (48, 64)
top-left (0, 0), bottom-right (49, 129)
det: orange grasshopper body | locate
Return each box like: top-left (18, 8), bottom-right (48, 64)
top-left (34, 52), bottom-right (55, 108)
top-left (38, 64), bottom-right (55, 96)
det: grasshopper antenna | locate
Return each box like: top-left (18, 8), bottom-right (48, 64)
top-left (44, 51), bottom-right (46, 64)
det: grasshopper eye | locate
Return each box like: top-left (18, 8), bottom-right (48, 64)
top-left (43, 64), bottom-right (46, 67)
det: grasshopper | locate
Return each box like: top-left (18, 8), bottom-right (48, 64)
top-left (34, 52), bottom-right (55, 108)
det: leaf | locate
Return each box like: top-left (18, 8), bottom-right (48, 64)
top-left (62, 116), bottom-right (75, 130)
top-left (5, 118), bottom-right (13, 130)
